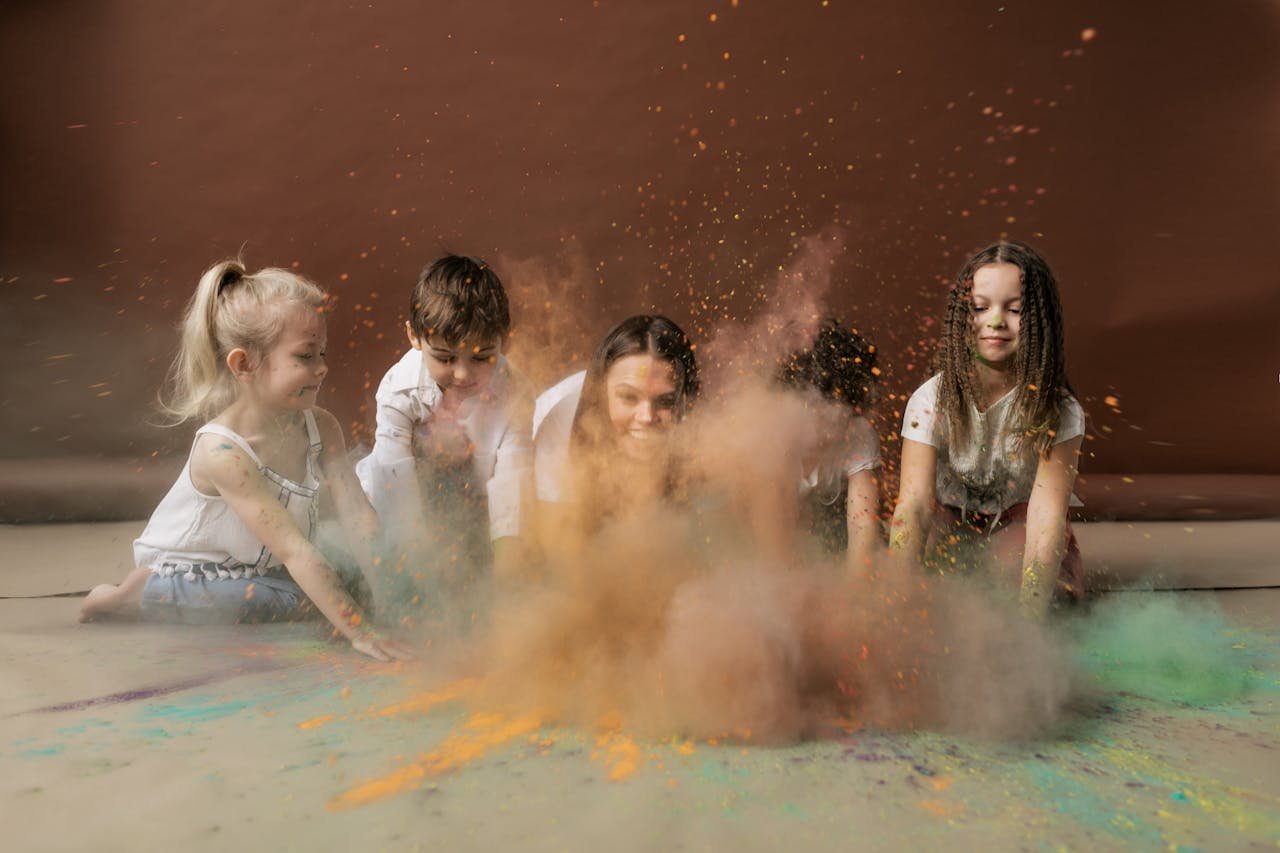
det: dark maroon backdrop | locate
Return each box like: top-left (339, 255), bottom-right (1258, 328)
top-left (2, 0), bottom-right (1277, 497)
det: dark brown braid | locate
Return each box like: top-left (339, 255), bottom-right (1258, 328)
top-left (935, 240), bottom-right (1074, 458)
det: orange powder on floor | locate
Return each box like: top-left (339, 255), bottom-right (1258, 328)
top-left (328, 710), bottom-right (543, 811)
top-left (297, 714), bottom-right (335, 730)
top-left (592, 730), bottom-right (644, 781)
top-left (374, 677), bottom-right (478, 719)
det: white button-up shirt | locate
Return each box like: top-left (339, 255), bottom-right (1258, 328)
top-left (357, 349), bottom-right (533, 539)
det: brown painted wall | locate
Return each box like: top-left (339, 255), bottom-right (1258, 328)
top-left (3, 0), bottom-right (1278, 479)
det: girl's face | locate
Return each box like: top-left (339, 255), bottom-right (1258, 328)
top-left (605, 353), bottom-right (679, 462)
top-left (254, 307), bottom-right (328, 410)
top-left (970, 262), bottom-right (1022, 367)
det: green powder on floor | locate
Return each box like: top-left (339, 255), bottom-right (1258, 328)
top-left (1069, 594), bottom-right (1259, 706)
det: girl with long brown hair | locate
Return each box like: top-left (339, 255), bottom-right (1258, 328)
top-left (890, 241), bottom-right (1086, 618)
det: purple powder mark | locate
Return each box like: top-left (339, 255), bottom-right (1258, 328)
top-left (9, 661), bottom-right (285, 717)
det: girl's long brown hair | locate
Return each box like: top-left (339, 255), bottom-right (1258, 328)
top-left (936, 240), bottom-right (1074, 458)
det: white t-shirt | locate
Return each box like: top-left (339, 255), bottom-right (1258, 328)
top-left (533, 371), bottom-right (881, 504)
top-left (900, 373), bottom-right (1084, 516)
top-left (533, 371), bottom-right (585, 503)
top-left (798, 415), bottom-right (882, 504)
top-left (356, 349), bottom-right (533, 539)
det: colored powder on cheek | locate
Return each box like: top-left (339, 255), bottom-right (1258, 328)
top-left (1068, 595), bottom-right (1258, 706)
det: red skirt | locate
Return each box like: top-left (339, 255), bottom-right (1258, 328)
top-left (932, 502), bottom-right (1084, 603)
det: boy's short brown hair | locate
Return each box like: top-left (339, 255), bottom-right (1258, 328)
top-left (409, 255), bottom-right (510, 344)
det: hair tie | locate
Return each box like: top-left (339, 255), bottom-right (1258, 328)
top-left (218, 268), bottom-right (243, 293)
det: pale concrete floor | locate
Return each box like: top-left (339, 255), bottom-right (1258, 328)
top-left (1, 522), bottom-right (1277, 851)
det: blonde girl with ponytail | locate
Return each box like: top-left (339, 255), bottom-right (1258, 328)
top-left (80, 260), bottom-right (413, 662)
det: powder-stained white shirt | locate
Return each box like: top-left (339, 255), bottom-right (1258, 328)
top-left (901, 373), bottom-right (1084, 516)
top-left (357, 348), bottom-right (533, 540)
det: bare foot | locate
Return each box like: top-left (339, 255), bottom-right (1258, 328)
top-left (79, 584), bottom-right (138, 622)
top-left (80, 566), bottom-right (150, 622)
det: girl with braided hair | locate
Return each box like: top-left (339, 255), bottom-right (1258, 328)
top-left (890, 241), bottom-right (1085, 618)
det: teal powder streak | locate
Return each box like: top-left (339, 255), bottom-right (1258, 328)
top-left (1020, 759), bottom-right (1163, 845)
top-left (142, 697), bottom-right (256, 724)
top-left (1069, 595), bottom-right (1258, 706)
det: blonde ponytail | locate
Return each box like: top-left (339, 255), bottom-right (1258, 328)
top-left (159, 259), bottom-right (326, 424)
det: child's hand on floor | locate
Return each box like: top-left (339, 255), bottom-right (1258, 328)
top-left (351, 631), bottom-right (417, 662)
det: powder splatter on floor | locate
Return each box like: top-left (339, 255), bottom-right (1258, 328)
top-left (4, 593), bottom-right (1278, 849)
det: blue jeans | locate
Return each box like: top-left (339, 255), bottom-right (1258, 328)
top-left (140, 566), bottom-right (314, 624)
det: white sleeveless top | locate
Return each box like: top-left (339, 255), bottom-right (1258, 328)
top-left (133, 411), bottom-right (323, 580)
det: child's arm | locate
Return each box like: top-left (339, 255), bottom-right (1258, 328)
top-left (1019, 435), bottom-right (1083, 620)
top-left (367, 373), bottom-right (420, 466)
top-left (846, 468), bottom-right (881, 572)
top-left (843, 416), bottom-right (883, 573)
top-left (364, 380), bottom-right (431, 543)
top-left (313, 408), bottom-right (384, 576)
top-left (889, 438), bottom-right (938, 572)
top-left (195, 434), bottom-right (412, 662)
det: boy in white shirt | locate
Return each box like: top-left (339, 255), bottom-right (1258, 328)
top-left (357, 256), bottom-right (533, 588)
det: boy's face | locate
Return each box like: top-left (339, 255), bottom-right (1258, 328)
top-left (407, 322), bottom-right (501, 409)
